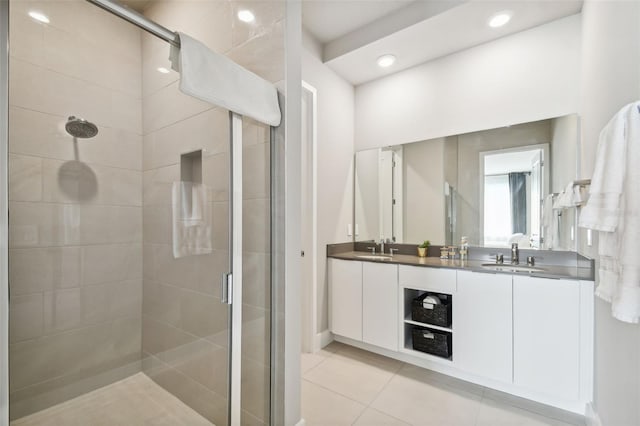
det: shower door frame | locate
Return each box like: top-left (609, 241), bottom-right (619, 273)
top-left (0, 0), bottom-right (9, 424)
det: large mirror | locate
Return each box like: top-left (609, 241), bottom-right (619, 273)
top-left (354, 114), bottom-right (581, 250)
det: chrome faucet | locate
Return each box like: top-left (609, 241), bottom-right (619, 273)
top-left (379, 239), bottom-right (385, 254)
top-left (511, 243), bottom-right (519, 265)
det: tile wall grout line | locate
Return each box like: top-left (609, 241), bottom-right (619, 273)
top-left (9, 56), bottom-right (144, 101)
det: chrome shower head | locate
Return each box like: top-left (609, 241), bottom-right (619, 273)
top-left (65, 116), bottom-right (98, 139)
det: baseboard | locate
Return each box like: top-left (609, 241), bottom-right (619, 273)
top-left (585, 403), bottom-right (602, 426)
top-left (314, 330), bottom-right (333, 351)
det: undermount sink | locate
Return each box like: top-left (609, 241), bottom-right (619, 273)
top-left (480, 263), bottom-right (547, 273)
top-left (356, 254), bottom-right (393, 261)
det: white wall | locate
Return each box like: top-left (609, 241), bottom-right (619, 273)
top-left (579, 1), bottom-right (640, 425)
top-left (550, 115), bottom-right (579, 193)
top-left (355, 14), bottom-right (581, 151)
top-left (302, 32), bottom-right (355, 336)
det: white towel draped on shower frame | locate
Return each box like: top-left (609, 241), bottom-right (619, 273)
top-left (579, 101), bottom-right (640, 323)
top-left (169, 32), bottom-right (281, 126)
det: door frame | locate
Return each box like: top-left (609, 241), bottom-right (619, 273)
top-left (1, 0), bottom-right (9, 424)
top-left (300, 81), bottom-right (318, 353)
top-left (228, 112), bottom-right (244, 425)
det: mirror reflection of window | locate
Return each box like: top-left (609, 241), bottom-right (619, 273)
top-left (484, 174), bottom-right (512, 246)
top-left (482, 147), bottom-right (546, 247)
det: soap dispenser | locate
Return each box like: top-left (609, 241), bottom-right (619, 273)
top-left (460, 236), bottom-right (469, 261)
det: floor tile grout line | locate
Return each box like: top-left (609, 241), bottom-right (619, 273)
top-left (301, 378), bottom-right (368, 408)
top-left (302, 348), bottom-right (409, 417)
top-left (315, 346), bottom-right (417, 425)
top-left (304, 345), bottom-right (581, 426)
top-left (302, 343), bottom-right (343, 374)
top-left (366, 361), bottom-right (404, 409)
top-left (359, 362), bottom-right (412, 426)
top-left (301, 353), bottom-right (332, 378)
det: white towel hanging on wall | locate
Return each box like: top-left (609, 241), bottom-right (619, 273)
top-left (579, 100), bottom-right (640, 323)
top-left (169, 32), bottom-right (281, 126)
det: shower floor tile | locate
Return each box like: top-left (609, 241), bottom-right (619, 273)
top-left (10, 372), bottom-right (213, 426)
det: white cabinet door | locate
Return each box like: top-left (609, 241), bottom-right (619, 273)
top-left (513, 276), bottom-right (580, 400)
top-left (363, 262), bottom-right (398, 351)
top-left (454, 271), bottom-right (513, 382)
top-left (329, 259), bottom-right (363, 341)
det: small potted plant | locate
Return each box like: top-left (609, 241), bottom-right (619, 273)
top-left (417, 240), bottom-right (430, 257)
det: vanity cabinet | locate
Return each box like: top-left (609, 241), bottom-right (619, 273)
top-left (329, 259), bottom-right (363, 341)
top-left (454, 271), bottom-right (513, 383)
top-left (329, 258), bottom-right (398, 348)
top-left (328, 256), bottom-right (593, 414)
top-left (363, 262), bottom-right (398, 351)
top-left (513, 276), bottom-right (581, 400)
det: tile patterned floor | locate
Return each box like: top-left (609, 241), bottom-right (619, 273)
top-left (302, 342), bottom-right (585, 426)
top-left (11, 373), bottom-right (212, 426)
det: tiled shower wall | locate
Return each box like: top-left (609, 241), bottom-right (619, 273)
top-left (7, 0), bottom-right (143, 419)
top-left (140, 1), bottom-right (283, 425)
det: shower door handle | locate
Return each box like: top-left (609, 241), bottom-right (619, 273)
top-left (221, 272), bottom-right (233, 305)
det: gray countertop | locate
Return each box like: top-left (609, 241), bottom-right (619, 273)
top-left (328, 251), bottom-right (594, 281)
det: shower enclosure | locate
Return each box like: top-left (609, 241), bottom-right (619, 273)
top-left (0, 0), bottom-right (285, 424)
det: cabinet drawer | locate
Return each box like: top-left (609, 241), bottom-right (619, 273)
top-left (399, 265), bottom-right (456, 293)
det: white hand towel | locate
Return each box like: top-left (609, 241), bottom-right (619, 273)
top-left (542, 194), bottom-right (557, 249)
top-left (571, 184), bottom-right (587, 206)
top-left (579, 101), bottom-right (640, 323)
top-left (554, 182), bottom-right (582, 209)
top-left (172, 182), bottom-right (212, 258)
top-left (579, 108), bottom-right (627, 232)
top-left (169, 32), bottom-right (281, 127)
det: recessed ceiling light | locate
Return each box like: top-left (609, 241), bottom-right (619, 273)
top-left (237, 10), bottom-right (255, 23)
top-left (488, 11), bottom-right (512, 28)
top-left (157, 67), bottom-right (170, 74)
top-left (28, 11), bottom-right (50, 24)
top-left (377, 54), bottom-right (396, 68)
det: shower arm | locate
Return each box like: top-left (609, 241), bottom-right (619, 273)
top-left (85, 0), bottom-right (181, 47)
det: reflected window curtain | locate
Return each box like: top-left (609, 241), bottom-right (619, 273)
top-left (509, 172), bottom-right (527, 234)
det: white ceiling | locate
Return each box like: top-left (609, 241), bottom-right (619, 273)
top-left (302, 0), bottom-right (414, 43)
top-left (303, 0), bottom-right (583, 86)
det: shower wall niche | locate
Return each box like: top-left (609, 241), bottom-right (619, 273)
top-left (8, 0), bottom-right (143, 419)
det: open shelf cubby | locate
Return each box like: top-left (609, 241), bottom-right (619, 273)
top-left (402, 287), bottom-right (453, 361)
